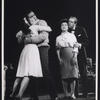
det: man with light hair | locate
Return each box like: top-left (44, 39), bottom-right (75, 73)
top-left (68, 16), bottom-right (89, 98)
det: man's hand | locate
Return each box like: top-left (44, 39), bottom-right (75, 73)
top-left (24, 37), bottom-right (32, 45)
top-left (24, 35), bottom-right (46, 45)
top-left (18, 36), bottom-right (23, 43)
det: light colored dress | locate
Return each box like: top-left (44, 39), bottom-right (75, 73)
top-left (56, 32), bottom-right (79, 79)
top-left (16, 25), bottom-right (51, 77)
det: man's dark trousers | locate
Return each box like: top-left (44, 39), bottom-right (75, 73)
top-left (30, 46), bottom-right (57, 100)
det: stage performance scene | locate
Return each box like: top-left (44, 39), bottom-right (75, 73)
top-left (3, 0), bottom-right (97, 100)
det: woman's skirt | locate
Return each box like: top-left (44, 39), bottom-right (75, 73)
top-left (16, 44), bottom-right (43, 77)
top-left (60, 47), bottom-right (79, 79)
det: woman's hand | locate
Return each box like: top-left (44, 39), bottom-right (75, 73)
top-left (59, 58), bottom-right (64, 66)
top-left (24, 37), bottom-right (32, 45)
top-left (56, 49), bottom-right (63, 66)
top-left (70, 57), bottom-right (77, 66)
top-left (70, 52), bottom-right (77, 66)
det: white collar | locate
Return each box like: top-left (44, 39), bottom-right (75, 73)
top-left (61, 32), bottom-right (70, 38)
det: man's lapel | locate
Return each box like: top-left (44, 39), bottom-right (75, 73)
top-left (74, 26), bottom-right (78, 36)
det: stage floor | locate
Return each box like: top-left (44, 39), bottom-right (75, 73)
top-left (22, 92), bottom-right (95, 100)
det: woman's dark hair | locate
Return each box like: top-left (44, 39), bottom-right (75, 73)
top-left (26, 10), bottom-right (32, 16)
top-left (20, 20), bottom-right (30, 35)
top-left (25, 10), bottom-right (33, 21)
top-left (59, 18), bottom-right (68, 26)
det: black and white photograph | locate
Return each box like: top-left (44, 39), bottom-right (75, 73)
top-left (2, 0), bottom-right (98, 100)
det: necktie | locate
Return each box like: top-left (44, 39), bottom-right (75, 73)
top-left (68, 28), bottom-right (75, 33)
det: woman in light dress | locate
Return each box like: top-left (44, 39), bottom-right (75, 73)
top-left (56, 19), bottom-right (79, 99)
top-left (10, 20), bottom-right (52, 100)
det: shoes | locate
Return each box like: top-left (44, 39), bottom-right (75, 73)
top-left (14, 95), bottom-right (22, 100)
top-left (70, 94), bottom-right (76, 99)
top-left (70, 96), bottom-right (76, 99)
top-left (55, 97), bottom-right (61, 100)
top-left (28, 98), bottom-right (34, 100)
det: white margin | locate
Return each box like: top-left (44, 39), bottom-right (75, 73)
top-left (1, 0), bottom-right (98, 100)
top-left (96, 0), bottom-right (98, 100)
top-left (2, 0), bottom-right (4, 100)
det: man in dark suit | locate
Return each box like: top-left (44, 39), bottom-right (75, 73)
top-left (68, 16), bottom-right (89, 97)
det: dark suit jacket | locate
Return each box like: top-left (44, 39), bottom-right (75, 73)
top-left (74, 26), bottom-right (89, 64)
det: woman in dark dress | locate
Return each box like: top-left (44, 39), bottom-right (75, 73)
top-left (56, 19), bottom-right (79, 99)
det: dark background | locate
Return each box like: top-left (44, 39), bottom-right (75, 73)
top-left (4, 0), bottom-right (96, 93)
